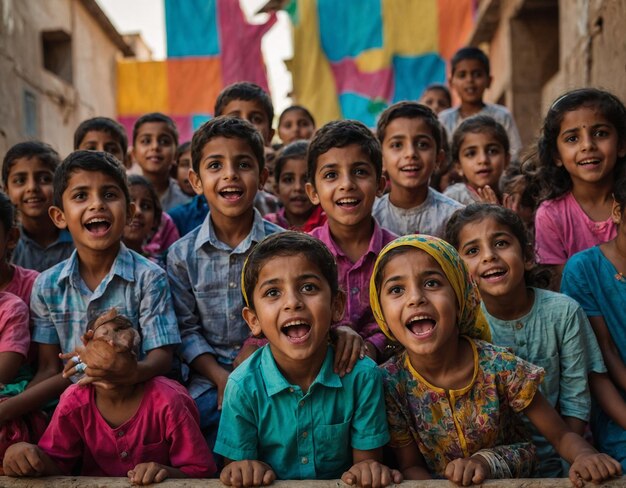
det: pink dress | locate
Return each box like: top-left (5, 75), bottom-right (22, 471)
top-left (38, 377), bottom-right (215, 477)
top-left (4, 265), bottom-right (38, 306)
top-left (535, 192), bottom-right (616, 265)
top-left (0, 292), bottom-right (29, 358)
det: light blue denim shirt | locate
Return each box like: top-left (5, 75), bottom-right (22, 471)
top-left (166, 209), bottom-right (283, 398)
top-left (12, 227), bottom-right (74, 272)
top-left (215, 345), bottom-right (389, 479)
top-left (482, 287), bottom-right (606, 477)
top-left (31, 244), bottom-right (181, 357)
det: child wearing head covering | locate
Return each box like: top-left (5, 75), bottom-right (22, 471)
top-left (370, 235), bottom-right (621, 486)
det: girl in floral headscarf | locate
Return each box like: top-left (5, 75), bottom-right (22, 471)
top-left (370, 234), bottom-right (621, 486)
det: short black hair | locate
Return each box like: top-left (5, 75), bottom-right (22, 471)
top-left (132, 112), bottom-right (179, 146)
top-left (422, 84), bottom-right (452, 106)
top-left (274, 140), bottom-right (309, 183)
top-left (53, 150), bottom-right (130, 210)
top-left (451, 46), bottom-right (490, 76)
top-left (214, 82), bottom-right (274, 123)
top-left (0, 191), bottom-right (15, 235)
top-left (307, 120), bottom-right (382, 185)
top-left (2, 141), bottom-right (61, 188)
top-left (242, 232), bottom-right (339, 310)
top-left (74, 117), bottom-right (128, 153)
top-left (376, 101), bottom-right (443, 151)
top-left (278, 105), bottom-right (316, 128)
top-left (128, 174), bottom-right (163, 229)
top-left (191, 116), bottom-right (265, 174)
top-left (451, 115), bottom-right (510, 163)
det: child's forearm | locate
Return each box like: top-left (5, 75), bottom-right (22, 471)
top-left (590, 372), bottom-right (626, 430)
top-left (0, 352), bottom-right (24, 385)
top-left (190, 353), bottom-right (229, 385)
top-left (563, 416), bottom-right (586, 436)
top-left (135, 346), bottom-right (174, 383)
top-left (0, 373), bottom-right (69, 423)
top-left (402, 465), bottom-right (432, 480)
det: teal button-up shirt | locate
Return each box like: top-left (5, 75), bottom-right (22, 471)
top-left (215, 345), bottom-right (389, 479)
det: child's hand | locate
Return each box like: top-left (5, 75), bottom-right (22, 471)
top-left (128, 462), bottom-right (170, 485)
top-left (215, 366), bottom-right (230, 410)
top-left (568, 452), bottom-right (622, 487)
top-left (331, 325), bottom-right (366, 376)
top-left (476, 185), bottom-right (500, 204)
top-left (3, 442), bottom-right (47, 477)
top-left (444, 456), bottom-right (490, 486)
top-left (220, 460), bottom-right (275, 487)
top-left (342, 459), bottom-right (403, 488)
top-left (502, 192), bottom-right (521, 213)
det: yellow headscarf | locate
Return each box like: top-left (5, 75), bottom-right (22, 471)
top-left (369, 234), bottom-right (491, 342)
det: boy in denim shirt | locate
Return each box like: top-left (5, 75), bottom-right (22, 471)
top-left (166, 117), bottom-right (283, 452)
top-left (0, 151), bottom-right (180, 428)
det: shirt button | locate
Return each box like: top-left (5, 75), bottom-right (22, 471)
top-left (515, 322), bottom-right (523, 330)
top-left (230, 314), bottom-right (236, 320)
top-left (301, 456), bottom-right (308, 464)
top-left (302, 431), bottom-right (308, 438)
top-left (117, 431), bottom-right (124, 437)
top-left (229, 282), bottom-right (237, 288)
top-left (299, 400), bottom-right (304, 407)
top-left (120, 451), bottom-right (128, 458)
top-left (351, 287), bottom-right (359, 295)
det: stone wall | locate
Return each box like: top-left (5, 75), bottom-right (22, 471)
top-left (0, 0), bottom-right (126, 158)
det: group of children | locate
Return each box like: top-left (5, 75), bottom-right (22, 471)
top-left (0, 44), bottom-right (622, 487)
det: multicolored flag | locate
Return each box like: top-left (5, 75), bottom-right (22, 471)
top-left (117, 0), bottom-right (276, 143)
top-left (285, 0), bottom-right (475, 126)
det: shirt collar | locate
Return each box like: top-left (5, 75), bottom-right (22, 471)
top-left (194, 208), bottom-right (266, 253)
top-left (320, 219), bottom-right (383, 260)
top-left (261, 345), bottom-right (341, 397)
top-left (57, 243), bottom-right (135, 287)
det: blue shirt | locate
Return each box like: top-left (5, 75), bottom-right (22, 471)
top-left (12, 228), bottom-right (74, 272)
top-left (215, 345), bottom-right (389, 479)
top-left (31, 244), bottom-right (181, 358)
top-left (482, 287), bottom-right (606, 477)
top-left (169, 195), bottom-right (208, 237)
top-left (561, 245), bottom-right (626, 467)
top-left (166, 209), bottom-right (283, 398)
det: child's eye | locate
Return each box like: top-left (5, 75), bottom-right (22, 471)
top-left (104, 191), bottom-right (119, 200)
top-left (594, 129), bottom-right (609, 137)
top-left (495, 239), bottom-right (509, 248)
top-left (141, 203), bottom-right (153, 211)
top-left (487, 146), bottom-right (502, 155)
top-left (354, 167), bottom-right (369, 176)
top-left (158, 137), bottom-right (172, 146)
top-left (73, 192), bottom-right (86, 201)
top-left (251, 115), bottom-right (265, 125)
top-left (282, 176), bottom-right (294, 184)
top-left (140, 137), bottom-right (151, 145)
top-left (322, 171), bottom-right (337, 180)
top-left (417, 141), bottom-right (431, 149)
top-left (424, 279), bottom-right (440, 288)
top-left (301, 282), bottom-right (318, 293)
top-left (564, 135), bottom-right (578, 143)
top-left (389, 141), bottom-right (402, 150)
top-left (463, 149), bottom-right (476, 158)
top-left (464, 247), bottom-right (479, 256)
top-left (38, 174), bottom-right (53, 184)
top-left (11, 176), bottom-right (25, 185)
top-left (386, 285), bottom-right (403, 295)
top-left (207, 161), bottom-right (221, 170)
top-left (239, 161), bottom-right (252, 169)
top-left (264, 288), bottom-right (280, 298)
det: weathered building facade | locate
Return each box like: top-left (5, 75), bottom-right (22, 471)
top-left (0, 0), bottom-right (132, 157)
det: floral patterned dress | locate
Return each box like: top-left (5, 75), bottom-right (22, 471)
top-left (381, 338), bottom-right (543, 478)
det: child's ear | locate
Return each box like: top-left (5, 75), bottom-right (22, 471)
top-left (435, 149), bottom-right (446, 171)
top-left (258, 167), bottom-right (269, 190)
top-left (486, 75), bottom-right (493, 89)
top-left (611, 197), bottom-right (622, 225)
top-left (376, 174), bottom-right (387, 197)
top-left (454, 162), bottom-right (465, 178)
top-left (268, 129), bottom-right (276, 145)
top-left (188, 169), bottom-right (204, 196)
top-left (123, 149), bottom-right (133, 170)
top-left (618, 140), bottom-right (626, 159)
top-left (331, 290), bottom-right (346, 323)
top-left (48, 206), bottom-right (68, 230)
top-left (242, 307), bottom-right (263, 337)
top-left (305, 182), bottom-right (320, 205)
top-left (126, 202), bottom-right (136, 223)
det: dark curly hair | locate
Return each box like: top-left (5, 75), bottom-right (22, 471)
top-left (527, 88), bottom-right (626, 203)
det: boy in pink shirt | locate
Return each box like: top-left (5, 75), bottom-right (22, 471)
top-left (306, 121), bottom-right (396, 364)
top-left (0, 292), bottom-right (30, 385)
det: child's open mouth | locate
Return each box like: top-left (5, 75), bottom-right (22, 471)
top-left (281, 320), bottom-right (312, 344)
top-left (481, 267), bottom-right (508, 282)
top-left (219, 187), bottom-right (244, 201)
top-left (577, 158), bottom-right (601, 167)
top-left (400, 164), bottom-right (422, 173)
top-left (336, 198), bottom-right (360, 208)
top-left (406, 315), bottom-right (436, 338)
top-left (85, 218), bottom-right (112, 236)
